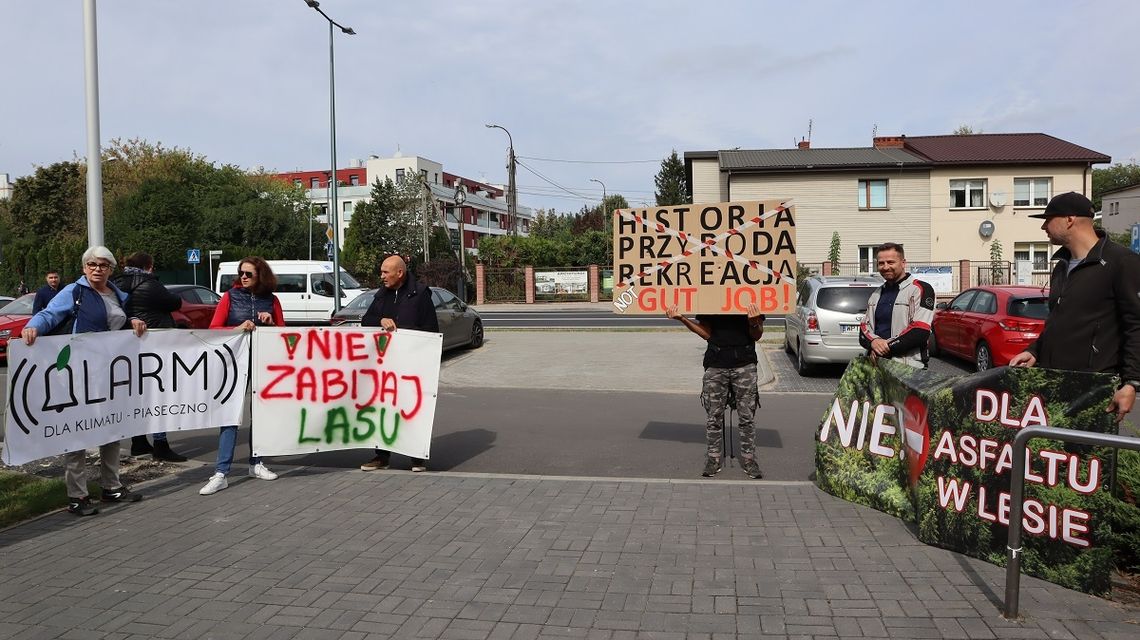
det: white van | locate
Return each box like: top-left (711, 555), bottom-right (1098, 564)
top-left (215, 260), bottom-right (368, 324)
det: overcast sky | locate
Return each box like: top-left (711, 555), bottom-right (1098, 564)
top-left (2, 0), bottom-right (1137, 213)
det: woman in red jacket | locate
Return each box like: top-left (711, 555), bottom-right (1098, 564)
top-left (200, 257), bottom-right (285, 496)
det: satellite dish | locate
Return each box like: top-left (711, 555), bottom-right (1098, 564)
top-left (990, 191), bottom-right (1007, 208)
top-left (979, 220), bottom-right (995, 238)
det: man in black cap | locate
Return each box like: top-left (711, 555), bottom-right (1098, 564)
top-left (1010, 191), bottom-right (1140, 423)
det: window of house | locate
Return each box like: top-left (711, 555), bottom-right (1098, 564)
top-left (489, 212), bottom-right (498, 223)
top-left (858, 179), bottom-right (888, 209)
top-left (343, 201), bottom-right (353, 213)
top-left (950, 179), bottom-right (986, 208)
top-left (395, 168), bottom-right (405, 184)
top-left (1014, 178), bottom-right (1051, 207)
top-left (350, 175), bottom-right (360, 186)
top-left (858, 245), bottom-right (877, 274)
top-left (310, 177), bottom-right (320, 189)
top-left (1013, 242), bottom-right (1051, 272)
top-left (420, 169), bottom-right (428, 181)
top-left (293, 179), bottom-right (302, 187)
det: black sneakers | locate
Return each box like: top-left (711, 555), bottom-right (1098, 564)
top-left (67, 497), bottom-right (99, 516)
top-left (741, 457), bottom-right (764, 479)
top-left (701, 457), bottom-right (722, 477)
top-left (130, 436), bottom-right (153, 457)
top-left (101, 487), bottom-right (143, 503)
top-left (152, 440), bottom-right (188, 463)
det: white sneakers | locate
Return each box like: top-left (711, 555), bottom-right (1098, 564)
top-left (199, 464), bottom-right (278, 496)
top-left (249, 463), bottom-right (278, 481)
top-left (199, 473), bottom-right (228, 495)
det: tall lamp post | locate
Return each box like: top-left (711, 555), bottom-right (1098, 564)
top-left (303, 0), bottom-right (355, 312)
top-left (453, 185), bottom-right (467, 301)
top-left (485, 124), bottom-right (517, 235)
top-left (591, 178), bottom-right (608, 266)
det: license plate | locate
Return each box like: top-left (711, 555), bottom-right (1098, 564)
top-left (841, 324), bottom-right (858, 334)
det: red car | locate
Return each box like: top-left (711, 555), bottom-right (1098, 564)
top-left (166, 284), bottom-right (221, 329)
top-left (0, 293), bottom-right (36, 363)
top-left (929, 285), bottom-right (1049, 371)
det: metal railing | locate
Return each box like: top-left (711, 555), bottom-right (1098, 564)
top-left (1003, 425), bottom-right (1140, 619)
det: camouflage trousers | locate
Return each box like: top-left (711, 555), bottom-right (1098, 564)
top-left (700, 364), bottom-right (759, 458)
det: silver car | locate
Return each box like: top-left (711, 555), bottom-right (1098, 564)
top-left (784, 275), bottom-right (882, 375)
top-left (330, 286), bottom-right (484, 351)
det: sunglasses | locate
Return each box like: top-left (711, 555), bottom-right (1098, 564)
top-left (239, 271), bottom-right (256, 279)
top-left (85, 262), bottom-right (113, 271)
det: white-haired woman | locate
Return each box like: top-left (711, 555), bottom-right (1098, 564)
top-left (22, 246), bottom-right (148, 516)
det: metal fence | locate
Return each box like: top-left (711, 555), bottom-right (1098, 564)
top-left (804, 261), bottom-right (1049, 296)
top-left (483, 267), bottom-right (526, 303)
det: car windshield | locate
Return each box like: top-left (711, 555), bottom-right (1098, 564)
top-left (344, 290), bottom-right (377, 310)
top-left (1008, 296), bottom-right (1048, 319)
top-left (338, 271), bottom-right (361, 289)
top-left (0, 294), bottom-right (34, 315)
top-left (816, 287), bottom-right (874, 313)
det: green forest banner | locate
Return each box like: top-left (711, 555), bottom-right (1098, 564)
top-left (815, 357), bottom-right (1121, 594)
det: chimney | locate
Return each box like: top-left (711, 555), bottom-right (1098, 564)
top-left (797, 139), bottom-right (810, 150)
top-left (873, 135), bottom-right (906, 149)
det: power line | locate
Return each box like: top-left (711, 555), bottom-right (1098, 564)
top-left (516, 155), bottom-right (659, 165)
top-left (515, 159), bottom-right (590, 200)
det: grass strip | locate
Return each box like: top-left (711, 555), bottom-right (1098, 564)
top-left (0, 471), bottom-right (70, 529)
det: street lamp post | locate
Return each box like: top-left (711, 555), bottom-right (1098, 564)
top-left (303, 0), bottom-right (355, 312)
top-left (485, 124), bottom-right (517, 235)
top-left (83, 0), bottom-right (105, 247)
top-left (591, 178), bottom-right (609, 266)
top-left (454, 185), bottom-right (467, 301)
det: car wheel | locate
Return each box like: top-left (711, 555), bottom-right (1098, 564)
top-left (469, 319), bottom-right (484, 349)
top-left (975, 341), bottom-right (992, 372)
top-left (796, 340), bottom-right (812, 376)
top-left (928, 331), bottom-right (940, 357)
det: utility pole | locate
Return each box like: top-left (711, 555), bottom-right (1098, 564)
top-left (83, 0), bottom-right (104, 247)
top-left (454, 185), bottom-right (467, 301)
top-left (486, 124), bottom-right (517, 235)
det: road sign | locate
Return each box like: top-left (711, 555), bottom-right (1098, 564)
top-left (209, 250), bottom-right (223, 259)
top-left (187, 248), bottom-right (201, 264)
top-left (326, 241), bottom-right (334, 260)
top-left (1132, 224), bottom-right (1139, 254)
top-left (326, 225), bottom-right (335, 242)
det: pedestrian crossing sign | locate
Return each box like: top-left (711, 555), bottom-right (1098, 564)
top-left (187, 248), bottom-right (201, 264)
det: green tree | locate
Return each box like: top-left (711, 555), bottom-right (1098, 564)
top-left (952, 125), bottom-right (982, 135)
top-left (827, 231), bottom-right (842, 275)
top-left (654, 150), bottom-right (689, 206)
top-left (1091, 161), bottom-right (1140, 210)
top-left (989, 239), bottom-right (1004, 284)
top-left (341, 177), bottom-right (421, 281)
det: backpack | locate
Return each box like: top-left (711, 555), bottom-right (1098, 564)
top-left (46, 286), bottom-right (86, 336)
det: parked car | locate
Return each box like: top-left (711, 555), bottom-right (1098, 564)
top-left (0, 296), bottom-right (14, 306)
top-left (166, 284), bottom-right (222, 329)
top-left (330, 287), bottom-right (484, 351)
top-left (0, 293), bottom-right (36, 363)
top-left (929, 285), bottom-right (1048, 371)
top-left (784, 275), bottom-right (882, 375)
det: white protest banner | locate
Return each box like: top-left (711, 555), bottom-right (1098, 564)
top-left (250, 327), bottom-right (442, 459)
top-left (612, 199), bottom-right (797, 315)
top-left (3, 330), bottom-right (250, 466)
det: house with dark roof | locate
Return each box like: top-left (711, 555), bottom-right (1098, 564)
top-left (1095, 182), bottom-right (1140, 236)
top-left (685, 133), bottom-right (1109, 284)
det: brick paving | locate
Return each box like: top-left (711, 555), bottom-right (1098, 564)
top-left (1, 469), bottom-right (1135, 639)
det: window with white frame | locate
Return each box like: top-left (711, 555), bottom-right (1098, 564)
top-left (310, 177), bottom-right (320, 189)
top-left (859, 243), bottom-right (904, 274)
top-left (349, 175), bottom-right (360, 186)
top-left (1013, 242), bottom-right (1051, 272)
top-left (1013, 177), bottom-right (1051, 207)
top-left (950, 179), bottom-right (986, 208)
top-left (858, 179), bottom-right (888, 209)
top-left (395, 168), bottom-right (405, 184)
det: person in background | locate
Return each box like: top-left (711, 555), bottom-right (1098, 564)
top-left (15, 279), bottom-right (29, 296)
top-left (21, 246), bottom-right (147, 516)
top-left (199, 257), bottom-right (283, 495)
top-left (1010, 192), bottom-right (1140, 423)
top-left (358, 255), bottom-right (439, 473)
top-left (32, 270), bottom-right (61, 313)
top-left (112, 251), bottom-right (190, 462)
top-left (666, 303), bottom-right (766, 479)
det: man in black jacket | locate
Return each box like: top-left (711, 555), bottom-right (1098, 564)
top-left (112, 252), bottom-right (190, 461)
top-left (1010, 192), bottom-right (1140, 423)
top-left (359, 255), bottom-right (440, 472)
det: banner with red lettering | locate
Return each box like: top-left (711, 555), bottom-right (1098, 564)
top-left (611, 199), bottom-right (797, 315)
top-left (815, 357), bottom-right (1126, 594)
top-left (250, 327), bottom-right (442, 459)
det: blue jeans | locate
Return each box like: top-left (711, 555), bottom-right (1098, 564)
top-left (215, 425), bottom-right (261, 475)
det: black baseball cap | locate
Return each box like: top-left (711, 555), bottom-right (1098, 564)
top-left (1028, 192), bottom-right (1095, 219)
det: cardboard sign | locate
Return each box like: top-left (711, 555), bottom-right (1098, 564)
top-left (816, 357), bottom-right (1121, 594)
top-left (250, 327), bottom-right (442, 459)
top-left (611, 199), bottom-right (797, 315)
top-left (3, 330), bottom-right (249, 465)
